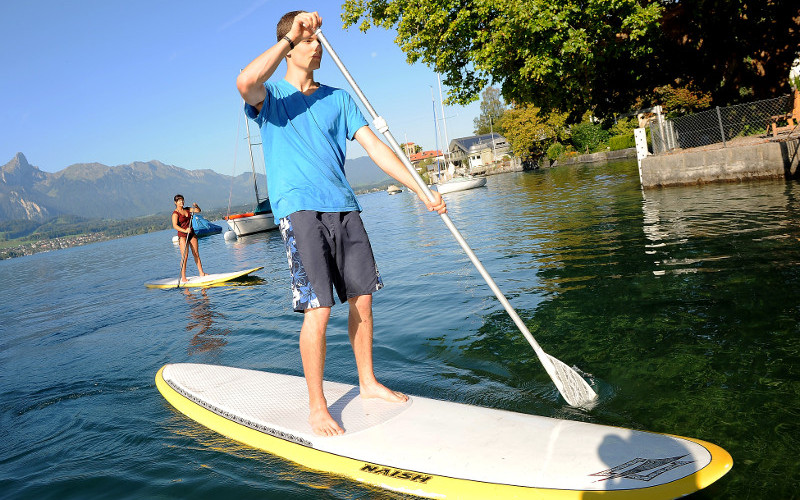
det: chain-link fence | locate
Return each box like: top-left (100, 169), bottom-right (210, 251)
top-left (650, 94), bottom-right (796, 153)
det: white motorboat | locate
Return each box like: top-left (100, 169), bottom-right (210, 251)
top-left (387, 184), bottom-right (403, 194)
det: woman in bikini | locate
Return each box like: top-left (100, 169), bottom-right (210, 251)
top-left (172, 194), bottom-right (208, 282)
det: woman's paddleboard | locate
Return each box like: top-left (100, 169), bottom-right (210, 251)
top-left (156, 363), bottom-right (732, 499)
top-left (144, 266), bottom-right (263, 289)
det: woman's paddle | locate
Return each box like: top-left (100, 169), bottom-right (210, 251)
top-left (177, 213), bottom-right (193, 288)
top-left (315, 28), bottom-right (598, 407)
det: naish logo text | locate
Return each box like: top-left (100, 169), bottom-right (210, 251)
top-left (590, 455), bottom-right (694, 482)
top-left (360, 464), bottom-right (432, 483)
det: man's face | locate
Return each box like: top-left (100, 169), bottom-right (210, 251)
top-left (289, 34), bottom-right (322, 71)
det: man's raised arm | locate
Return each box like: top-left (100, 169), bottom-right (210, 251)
top-left (236, 11), bottom-right (322, 111)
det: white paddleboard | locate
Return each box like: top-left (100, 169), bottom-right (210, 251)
top-left (144, 266), bottom-right (263, 289)
top-left (156, 363), bottom-right (732, 499)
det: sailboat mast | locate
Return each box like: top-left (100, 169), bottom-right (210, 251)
top-left (437, 75), bottom-right (450, 166)
top-left (243, 114), bottom-right (260, 207)
top-left (431, 87), bottom-right (441, 182)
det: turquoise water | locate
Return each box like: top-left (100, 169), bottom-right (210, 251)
top-left (2, 160), bottom-right (798, 499)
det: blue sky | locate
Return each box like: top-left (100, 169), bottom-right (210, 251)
top-left (0, 1), bottom-right (484, 174)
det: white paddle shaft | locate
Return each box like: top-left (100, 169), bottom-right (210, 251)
top-left (315, 29), bottom-right (597, 407)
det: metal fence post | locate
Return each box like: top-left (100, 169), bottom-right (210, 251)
top-left (716, 106), bottom-right (727, 147)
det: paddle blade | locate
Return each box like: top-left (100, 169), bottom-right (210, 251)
top-left (547, 354), bottom-right (598, 408)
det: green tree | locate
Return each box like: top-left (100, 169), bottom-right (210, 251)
top-left (473, 86), bottom-right (506, 135)
top-left (654, 1), bottom-right (800, 105)
top-left (570, 122), bottom-right (609, 153)
top-left (417, 158), bottom-right (434, 169)
top-left (342, 1), bottom-right (800, 114)
top-left (546, 142), bottom-right (565, 161)
top-left (652, 83), bottom-right (713, 118)
top-left (342, 0), bottom-right (662, 116)
top-left (609, 117), bottom-right (638, 138)
top-left (499, 104), bottom-right (568, 158)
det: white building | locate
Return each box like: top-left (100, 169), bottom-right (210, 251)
top-left (447, 133), bottom-right (510, 173)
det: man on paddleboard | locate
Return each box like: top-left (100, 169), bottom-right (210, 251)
top-left (237, 10), bottom-right (446, 436)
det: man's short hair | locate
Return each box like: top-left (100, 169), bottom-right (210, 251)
top-left (277, 10), bottom-right (305, 42)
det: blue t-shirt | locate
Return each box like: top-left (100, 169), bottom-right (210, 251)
top-left (245, 79), bottom-right (368, 221)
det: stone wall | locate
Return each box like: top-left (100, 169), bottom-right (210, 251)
top-left (472, 157), bottom-right (525, 176)
top-left (640, 138), bottom-right (799, 188)
top-left (547, 148), bottom-right (637, 168)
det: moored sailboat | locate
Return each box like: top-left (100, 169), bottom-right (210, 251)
top-left (224, 111), bottom-right (277, 236)
top-left (430, 78), bottom-right (487, 195)
top-left (435, 175), bottom-right (487, 194)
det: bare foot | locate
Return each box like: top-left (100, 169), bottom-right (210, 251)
top-left (360, 381), bottom-right (408, 403)
top-left (309, 405), bottom-right (344, 436)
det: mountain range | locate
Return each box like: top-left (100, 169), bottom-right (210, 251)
top-left (0, 153), bottom-right (390, 222)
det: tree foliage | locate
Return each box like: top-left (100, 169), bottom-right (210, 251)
top-left (570, 123), bottom-right (609, 153)
top-left (342, 0), bottom-right (662, 116)
top-left (650, 83), bottom-right (713, 118)
top-left (546, 142), bottom-right (565, 160)
top-left (609, 117), bottom-right (638, 138)
top-left (498, 104), bottom-right (568, 157)
top-left (473, 86), bottom-right (506, 135)
top-left (655, 1), bottom-right (800, 105)
top-left (341, 1), bottom-right (800, 116)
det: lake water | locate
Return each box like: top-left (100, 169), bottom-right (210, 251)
top-left (2, 160), bottom-right (798, 499)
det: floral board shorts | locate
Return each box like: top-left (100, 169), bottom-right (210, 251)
top-left (279, 210), bottom-right (384, 312)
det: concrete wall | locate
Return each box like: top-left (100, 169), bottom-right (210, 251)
top-left (471, 157), bottom-right (524, 175)
top-left (553, 147), bottom-right (637, 167)
top-left (640, 139), bottom-right (799, 188)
